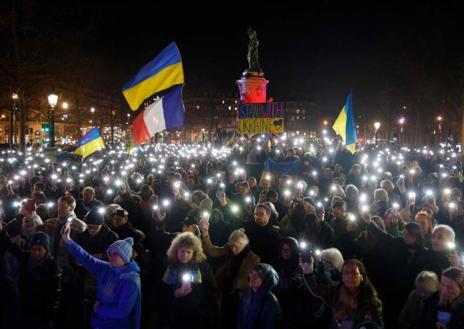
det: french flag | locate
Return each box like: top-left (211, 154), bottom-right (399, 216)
top-left (132, 85), bottom-right (185, 145)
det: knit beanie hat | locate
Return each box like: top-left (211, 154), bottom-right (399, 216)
top-left (30, 232), bottom-right (50, 252)
top-left (106, 237), bottom-right (134, 264)
top-left (199, 197), bottom-right (213, 211)
top-left (84, 207), bottom-right (105, 225)
top-left (251, 263), bottom-right (279, 291)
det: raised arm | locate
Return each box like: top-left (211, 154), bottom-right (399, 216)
top-left (61, 222), bottom-right (109, 276)
top-left (199, 220), bottom-right (228, 258)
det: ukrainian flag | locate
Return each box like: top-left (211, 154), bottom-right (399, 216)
top-left (332, 92), bottom-right (357, 153)
top-left (74, 128), bottom-right (105, 158)
top-left (122, 42), bottom-right (184, 111)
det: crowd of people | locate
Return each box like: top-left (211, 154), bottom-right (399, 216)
top-left (0, 134), bottom-right (464, 329)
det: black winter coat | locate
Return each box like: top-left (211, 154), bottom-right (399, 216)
top-left (419, 292), bottom-right (464, 329)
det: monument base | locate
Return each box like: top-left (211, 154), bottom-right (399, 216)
top-left (236, 70), bottom-right (269, 104)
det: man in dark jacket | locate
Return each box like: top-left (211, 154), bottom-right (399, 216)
top-left (0, 227), bottom-right (62, 329)
top-left (75, 186), bottom-right (104, 220)
top-left (238, 263), bottom-right (281, 329)
top-left (245, 204), bottom-right (281, 264)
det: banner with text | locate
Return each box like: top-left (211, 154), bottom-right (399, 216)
top-left (238, 102), bottom-right (285, 134)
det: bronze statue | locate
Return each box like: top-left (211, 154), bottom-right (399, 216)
top-left (247, 27), bottom-right (261, 72)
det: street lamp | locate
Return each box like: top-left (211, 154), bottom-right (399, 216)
top-left (398, 116), bottom-right (405, 143)
top-left (90, 107), bottom-right (95, 114)
top-left (436, 115), bottom-right (443, 134)
top-left (48, 93), bottom-right (58, 147)
top-left (62, 102), bottom-right (69, 110)
top-left (10, 93), bottom-right (18, 148)
top-left (374, 121), bottom-right (381, 145)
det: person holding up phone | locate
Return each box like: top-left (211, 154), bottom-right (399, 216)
top-left (60, 222), bottom-right (141, 329)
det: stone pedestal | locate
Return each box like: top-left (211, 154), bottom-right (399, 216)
top-left (236, 70), bottom-right (269, 104)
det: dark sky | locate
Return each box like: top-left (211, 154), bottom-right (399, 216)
top-left (6, 1), bottom-right (464, 118)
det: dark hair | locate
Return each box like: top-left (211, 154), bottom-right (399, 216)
top-left (58, 195), bottom-right (76, 210)
top-left (139, 185), bottom-right (154, 201)
top-left (342, 259), bottom-right (379, 298)
top-left (332, 201), bottom-right (346, 210)
top-left (262, 201), bottom-right (279, 223)
top-left (34, 182), bottom-right (46, 191)
top-left (404, 222), bottom-right (424, 249)
top-left (255, 203), bottom-right (271, 216)
top-left (266, 189), bottom-right (278, 200)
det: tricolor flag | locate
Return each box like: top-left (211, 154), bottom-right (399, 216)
top-left (132, 85), bottom-right (185, 145)
top-left (122, 42), bottom-right (184, 111)
top-left (332, 92), bottom-right (357, 153)
top-left (74, 128), bottom-right (105, 159)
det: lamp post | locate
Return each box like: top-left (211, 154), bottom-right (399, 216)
top-left (10, 93), bottom-right (18, 148)
top-left (48, 93), bottom-right (58, 147)
top-left (436, 115), bottom-right (443, 134)
top-left (374, 121), bottom-right (381, 145)
top-left (398, 116), bottom-right (405, 143)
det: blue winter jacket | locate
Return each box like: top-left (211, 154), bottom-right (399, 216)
top-left (238, 263), bottom-right (281, 329)
top-left (66, 240), bottom-right (141, 329)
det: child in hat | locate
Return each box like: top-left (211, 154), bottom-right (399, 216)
top-left (61, 222), bottom-right (141, 329)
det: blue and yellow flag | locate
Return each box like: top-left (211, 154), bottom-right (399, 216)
top-left (332, 92), bottom-right (357, 153)
top-left (122, 42), bottom-right (184, 111)
top-left (74, 128), bottom-right (105, 158)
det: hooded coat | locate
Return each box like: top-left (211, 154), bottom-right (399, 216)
top-left (0, 229), bottom-right (62, 326)
top-left (419, 292), bottom-right (464, 329)
top-left (65, 240), bottom-right (141, 329)
top-left (238, 263), bottom-right (281, 329)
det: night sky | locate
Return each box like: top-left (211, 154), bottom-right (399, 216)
top-left (3, 1), bottom-right (464, 118)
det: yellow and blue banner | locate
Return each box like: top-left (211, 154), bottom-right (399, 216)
top-left (74, 128), bottom-right (105, 159)
top-left (122, 42), bottom-right (184, 111)
top-left (238, 102), bottom-right (285, 134)
top-left (332, 92), bottom-right (357, 153)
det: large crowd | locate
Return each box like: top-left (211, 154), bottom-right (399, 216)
top-left (0, 134), bottom-right (463, 329)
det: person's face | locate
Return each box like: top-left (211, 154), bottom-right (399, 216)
top-left (87, 224), bottom-right (102, 236)
top-left (248, 178), bottom-right (257, 188)
top-left (33, 185), bottom-right (42, 194)
top-left (111, 215), bottom-right (127, 228)
top-left (249, 271), bottom-right (264, 292)
top-left (415, 215), bottom-right (431, 235)
top-left (280, 243), bottom-right (292, 260)
top-left (403, 230), bottom-right (417, 245)
top-left (261, 181), bottom-right (270, 190)
top-left (22, 216), bottom-right (36, 232)
top-left (303, 202), bottom-right (316, 215)
top-left (332, 207), bottom-right (344, 219)
top-left (177, 247), bottom-right (194, 264)
top-left (254, 207), bottom-right (270, 227)
top-left (83, 190), bottom-right (94, 202)
top-left (229, 240), bottom-right (246, 256)
top-left (238, 185), bottom-right (249, 195)
top-left (108, 250), bottom-right (126, 267)
top-left (384, 212), bottom-right (398, 228)
top-left (186, 178), bottom-right (195, 188)
top-left (432, 229), bottom-right (451, 252)
top-left (342, 264), bottom-right (363, 290)
top-left (57, 200), bottom-right (73, 217)
top-left (30, 245), bottom-right (47, 261)
top-left (440, 276), bottom-right (462, 301)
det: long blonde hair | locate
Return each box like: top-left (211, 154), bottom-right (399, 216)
top-left (166, 232), bottom-right (207, 263)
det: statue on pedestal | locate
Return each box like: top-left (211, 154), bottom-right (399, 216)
top-left (246, 27), bottom-right (262, 73)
